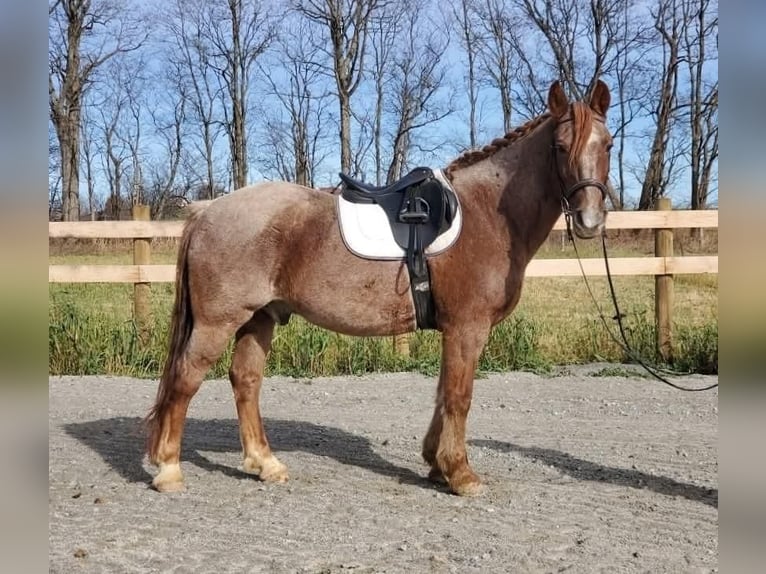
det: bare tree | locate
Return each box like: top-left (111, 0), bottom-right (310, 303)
top-left (206, 0), bottom-right (276, 190)
top-left (192, 0), bottom-right (275, 188)
top-left (123, 66), bottom-right (146, 206)
top-left (610, 0), bottom-right (652, 208)
top-left (293, 0), bottom-right (384, 173)
top-left (100, 101), bottom-right (127, 220)
top-left (369, 6), bottom-right (398, 184)
top-left (80, 105), bottom-right (98, 220)
top-left (260, 116), bottom-right (298, 182)
top-left (351, 110), bottom-right (376, 179)
top-left (450, 0), bottom-right (482, 148)
top-left (45, 0), bottom-right (718, 217)
top-left (385, 3), bottom-right (452, 183)
top-left (516, 0), bottom-right (582, 96)
top-left (48, 127), bottom-right (62, 220)
top-left (261, 18), bottom-right (331, 187)
top-left (681, 0), bottom-right (717, 211)
top-left (477, 0), bottom-right (517, 132)
top-left (144, 57), bottom-right (189, 219)
top-left (514, 0), bottom-right (632, 98)
top-left (95, 58), bottom-right (144, 220)
top-left (638, 0), bottom-right (682, 210)
top-left (163, 0), bottom-right (226, 200)
top-left (508, 32), bottom-right (549, 120)
top-left (48, 0), bottom-right (145, 220)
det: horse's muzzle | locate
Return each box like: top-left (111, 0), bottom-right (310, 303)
top-left (572, 208), bottom-right (607, 239)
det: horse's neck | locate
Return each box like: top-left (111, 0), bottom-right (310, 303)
top-left (459, 119), bottom-right (562, 262)
top-left (510, 125), bottom-right (562, 258)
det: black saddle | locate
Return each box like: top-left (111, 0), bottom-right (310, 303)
top-left (339, 167), bottom-right (458, 330)
top-left (339, 167), bottom-right (457, 252)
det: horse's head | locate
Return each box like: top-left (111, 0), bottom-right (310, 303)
top-left (548, 80), bottom-right (612, 239)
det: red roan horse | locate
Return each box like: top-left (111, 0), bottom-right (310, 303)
top-left (147, 80), bottom-right (612, 496)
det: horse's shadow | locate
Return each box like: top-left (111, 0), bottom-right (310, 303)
top-left (470, 438), bottom-right (718, 508)
top-left (63, 417), bottom-right (433, 489)
top-left (62, 419), bottom-right (717, 506)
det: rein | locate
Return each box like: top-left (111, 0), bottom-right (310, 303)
top-left (564, 216), bottom-right (718, 392)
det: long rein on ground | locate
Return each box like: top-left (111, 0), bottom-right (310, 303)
top-left (552, 130), bottom-right (718, 393)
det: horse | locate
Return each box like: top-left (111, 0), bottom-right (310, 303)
top-left (146, 80), bottom-right (613, 496)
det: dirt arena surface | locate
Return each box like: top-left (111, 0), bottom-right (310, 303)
top-left (49, 367), bottom-right (718, 573)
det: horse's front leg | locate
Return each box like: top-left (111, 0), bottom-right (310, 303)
top-left (422, 323), bottom-right (490, 496)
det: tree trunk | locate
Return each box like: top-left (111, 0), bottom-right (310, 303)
top-left (230, 2), bottom-right (247, 190)
top-left (295, 122), bottom-right (309, 187)
top-left (59, 125), bottom-right (81, 221)
top-left (455, 0), bottom-right (478, 148)
top-left (204, 121), bottom-right (215, 199)
top-left (374, 70), bottom-right (384, 185)
top-left (339, 91), bottom-right (352, 173)
top-left (639, 1), bottom-right (680, 211)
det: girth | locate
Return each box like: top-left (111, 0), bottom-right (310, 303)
top-left (339, 167), bottom-right (457, 329)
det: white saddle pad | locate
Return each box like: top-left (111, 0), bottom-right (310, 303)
top-left (336, 169), bottom-right (462, 260)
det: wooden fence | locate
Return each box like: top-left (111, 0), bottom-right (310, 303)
top-left (49, 201), bottom-right (718, 357)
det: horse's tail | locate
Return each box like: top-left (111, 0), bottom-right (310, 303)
top-left (145, 201), bottom-right (209, 463)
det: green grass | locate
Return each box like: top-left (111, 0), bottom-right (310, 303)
top-left (48, 235), bottom-right (718, 378)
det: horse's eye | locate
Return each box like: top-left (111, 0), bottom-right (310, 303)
top-left (606, 143), bottom-right (614, 152)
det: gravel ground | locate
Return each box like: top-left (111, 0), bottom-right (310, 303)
top-left (49, 366), bottom-right (718, 573)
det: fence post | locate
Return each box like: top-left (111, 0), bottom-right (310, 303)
top-left (393, 333), bottom-right (410, 357)
top-left (655, 197), bottom-right (673, 362)
top-left (133, 205), bottom-right (152, 344)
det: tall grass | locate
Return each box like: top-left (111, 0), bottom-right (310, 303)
top-left (49, 285), bottom-right (716, 378)
top-left (48, 297), bottom-right (552, 378)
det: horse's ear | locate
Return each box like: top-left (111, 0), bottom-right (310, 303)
top-left (548, 81), bottom-right (569, 119)
top-left (590, 80), bottom-right (611, 116)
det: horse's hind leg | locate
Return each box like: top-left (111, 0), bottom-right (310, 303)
top-left (422, 323), bottom-right (489, 496)
top-left (150, 323), bottom-right (234, 492)
top-left (230, 311), bottom-right (288, 483)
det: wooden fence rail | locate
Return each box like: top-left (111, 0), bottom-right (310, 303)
top-left (49, 206), bottom-right (718, 356)
top-left (47, 256), bottom-right (718, 284)
top-left (48, 209), bottom-right (718, 239)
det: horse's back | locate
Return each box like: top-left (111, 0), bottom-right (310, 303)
top-left (200, 182), bottom-right (331, 228)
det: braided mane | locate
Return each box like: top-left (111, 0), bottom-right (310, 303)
top-left (444, 102), bottom-right (599, 177)
top-left (445, 113), bottom-right (551, 177)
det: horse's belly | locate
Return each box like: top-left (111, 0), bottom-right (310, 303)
top-left (264, 192), bottom-right (418, 336)
top-left (286, 257), bottom-right (417, 337)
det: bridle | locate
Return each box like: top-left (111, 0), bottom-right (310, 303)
top-left (551, 115), bottom-right (608, 221)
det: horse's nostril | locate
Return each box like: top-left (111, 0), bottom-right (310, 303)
top-left (576, 209), bottom-right (604, 230)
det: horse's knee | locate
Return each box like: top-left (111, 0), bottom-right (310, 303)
top-left (229, 365), bottom-right (262, 398)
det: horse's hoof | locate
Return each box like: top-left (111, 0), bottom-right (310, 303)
top-left (450, 479), bottom-right (484, 497)
top-left (244, 455), bottom-right (289, 483)
top-left (428, 467), bottom-right (448, 485)
top-left (152, 463), bottom-right (185, 492)
top-left (448, 469), bottom-right (484, 496)
top-left (259, 459), bottom-right (289, 483)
